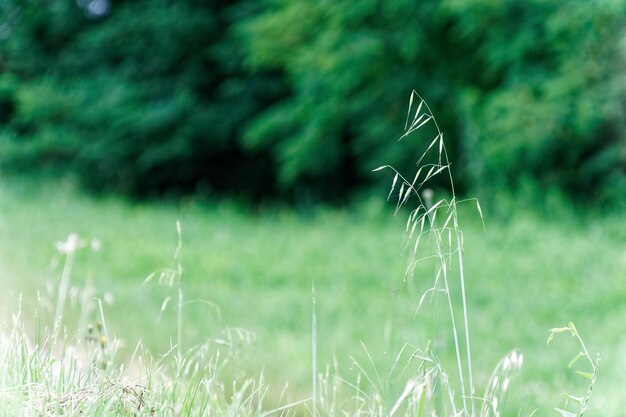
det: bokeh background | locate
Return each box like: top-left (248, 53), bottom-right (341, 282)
top-left (2, 0), bottom-right (626, 204)
top-left (1, 1), bottom-right (625, 416)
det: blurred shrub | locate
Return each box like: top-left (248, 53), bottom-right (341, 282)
top-left (239, 0), bottom-right (461, 198)
top-left (242, 0), bottom-right (626, 205)
top-left (0, 0), bottom-right (283, 198)
top-left (448, 0), bottom-right (626, 205)
top-left (0, 0), bottom-right (625, 205)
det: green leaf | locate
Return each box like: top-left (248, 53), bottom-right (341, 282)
top-left (561, 393), bottom-right (584, 404)
top-left (575, 371), bottom-right (594, 380)
top-left (476, 200), bottom-right (484, 220)
top-left (549, 326), bottom-right (570, 334)
top-left (548, 325), bottom-right (572, 344)
top-left (554, 408), bottom-right (576, 417)
top-left (568, 352), bottom-right (583, 369)
top-left (567, 322), bottom-right (578, 335)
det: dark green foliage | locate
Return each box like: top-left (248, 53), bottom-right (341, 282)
top-left (1, 0), bottom-right (625, 204)
top-left (447, 0), bottom-right (626, 204)
top-left (240, 1), bottom-right (462, 197)
top-left (241, 0), bottom-right (626, 204)
top-left (0, 0), bottom-right (284, 198)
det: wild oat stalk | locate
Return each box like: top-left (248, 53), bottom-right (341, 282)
top-left (374, 91), bottom-right (483, 416)
top-left (374, 92), bottom-right (599, 417)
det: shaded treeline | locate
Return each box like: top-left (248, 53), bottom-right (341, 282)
top-left (1, 0), bottom-right (625, 204)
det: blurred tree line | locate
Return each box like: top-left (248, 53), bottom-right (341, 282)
top-left (0, 0), bottom-right (625, 205)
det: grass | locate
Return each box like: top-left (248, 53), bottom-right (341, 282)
top-left (1, 176), bottom-right (624, 415)
top-left (0, 293), bottom-right (295, 416)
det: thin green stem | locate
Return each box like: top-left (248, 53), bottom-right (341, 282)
top-left (421, 91), bottom-right (474, 416)
top-left (175, 220), bottom-right (184, 359)
top-left (55, 249), bottom-right (75, 329)
top-left (312, 282), bottom-right (317, 417)
top-left (437, 239), bottom-right (467, 415)
top-left (397, 91), bottom-right (476, 416)
top-left (455, 212), bottom-right (475, 416)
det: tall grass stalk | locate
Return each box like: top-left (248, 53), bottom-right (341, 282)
top-left (373, 92), bottom-right (600, 417)
top-left (375, 91), bottom-right (478, 416)
top-left (143, 220), bottom-right (192, 361)
top-left (175, 220), bottom-right (184, 359)
top-left (54, 234), bottom-right (79, 327)
top-left (312, 282), bottom-right (318, 417)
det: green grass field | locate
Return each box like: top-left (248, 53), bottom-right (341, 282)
top-left (1, 177), bottom-right (625, 416)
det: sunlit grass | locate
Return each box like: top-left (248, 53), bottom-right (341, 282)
top-left (0, 176), bottom-right (625, 415)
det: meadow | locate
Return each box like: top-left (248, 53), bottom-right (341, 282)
top-left (0, 176), bottom-right (625, 416)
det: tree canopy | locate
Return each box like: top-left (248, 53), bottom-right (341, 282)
top-left (1, 0), bottom-right (625, 204)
